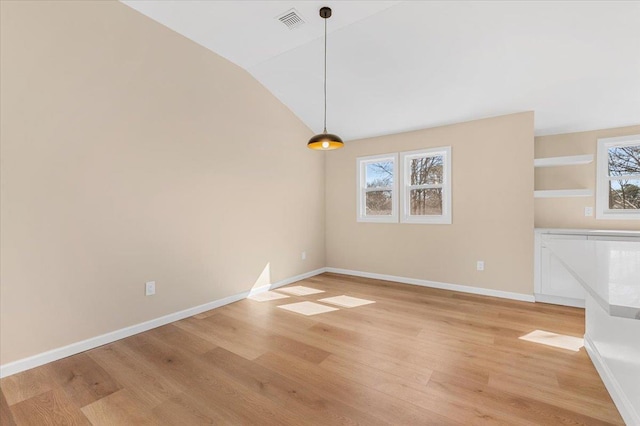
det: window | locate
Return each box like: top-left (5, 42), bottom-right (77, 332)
top-left (357, 154), bottom-right (398, 222)
top-left (401, 147), bottom-right (452, 224)
top-left (596, 134), bottom-right (640, 220)
top-left (356, 147), bottom-right (452, 225)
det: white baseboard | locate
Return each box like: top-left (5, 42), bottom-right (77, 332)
top-left (0, 268), bottom-right (326, 379)
top-left (325, 267), bottom-right (535, 303)
top-left (584, 334), bottom-right (639, 425)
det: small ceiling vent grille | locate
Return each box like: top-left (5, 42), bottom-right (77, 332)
top-left (277, 9), bottom-right (305, 30)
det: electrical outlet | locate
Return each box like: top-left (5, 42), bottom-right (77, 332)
top-left (145, 281), bottom-right (156, 296)
top-left (476, 261), bottom-right (485, 271)
top-left (584, 206), bottom-right (593, 217)
top-left (301, 251), bottom-right (307, 260)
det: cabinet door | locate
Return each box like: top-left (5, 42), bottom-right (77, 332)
top-left (540, 235), bottom-right (587, 299)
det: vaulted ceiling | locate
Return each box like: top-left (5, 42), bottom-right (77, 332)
top-left (122, 1), bottom-right (640, 141)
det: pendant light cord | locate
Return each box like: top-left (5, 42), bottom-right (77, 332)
top-left (323, 16), bottom-right (327, 134)
top-left (307, 7), bottom-right (343, 150)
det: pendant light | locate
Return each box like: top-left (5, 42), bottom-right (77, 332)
top-left (308, 7), bottom-right (344, 150)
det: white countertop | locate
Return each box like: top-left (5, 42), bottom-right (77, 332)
top-left (544, 239), bottom-right (640, 319)
top-left (536, 228), bottom-right (640, 237)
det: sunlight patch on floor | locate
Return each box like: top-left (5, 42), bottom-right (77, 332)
top-left (277, 301), bottom-right (339, 316)
top-left (319, 295), bottom-right (375, 308)
top-left (519, 330), bottom-right (584, 352)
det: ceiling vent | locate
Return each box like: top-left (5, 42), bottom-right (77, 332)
top-left (277, 9), bottom-right (305, 30)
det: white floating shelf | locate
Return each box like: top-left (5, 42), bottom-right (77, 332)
top-left (534, 189), bottom-right (594, 198)
top-left (534, 154), bottom-right (594, 168)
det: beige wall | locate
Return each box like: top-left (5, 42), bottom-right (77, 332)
top-left (535, 125), bottom-right (640, 230)
top-left (0, 1), bottom-right (325, 364)
top-left (326, 112), bottom-right (535, 296)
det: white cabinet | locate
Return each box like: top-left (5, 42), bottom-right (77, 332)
top-left (535, 233), bottom-right (587, 307)
top-left (534, 229), bottom-right (640, 308)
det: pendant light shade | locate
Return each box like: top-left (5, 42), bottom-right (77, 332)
top-left (308, 7), bottom-right (344, 150)
top-left (307, 133), bottom-right (344, 150)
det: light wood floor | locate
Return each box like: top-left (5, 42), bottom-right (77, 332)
top-left (0, 273), bottom-right (624, 425)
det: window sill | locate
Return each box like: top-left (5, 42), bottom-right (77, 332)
top-left (596, 211), bottom-right (640, 221)
top-left (357, 216), bottom-right (398, 223)
top-left (401, 215), bottom-right (452, 225)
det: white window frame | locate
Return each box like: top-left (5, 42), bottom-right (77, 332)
top-left (400, 147), bottom-right (452, 224)
top-left (596, 134), bottom-right (640, 220)
top-left (356, 153), bottom-right (398, 223)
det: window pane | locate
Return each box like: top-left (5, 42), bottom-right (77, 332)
top-left (608, 145), bottom-right (640, 177)
top-left (409, 188), bottom-right (442, 215)
top-left (609, 180), bottom-right (640, 209)
top-left (366, 190), bottom-right (393, 215)
top-left (366, 161), bottom-right (393, 188)
top-left (410, 156), bottom-right (443, 185)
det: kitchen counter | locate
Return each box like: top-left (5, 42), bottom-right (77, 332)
top-left (544, 238), bottom-right (640, 320)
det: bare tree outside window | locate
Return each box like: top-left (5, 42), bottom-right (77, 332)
top-left (400, 147), bottom-right (451, 224)
top-left (365, 161), bottom-right (393, 215)
top-left (409, 156), bottom-right (443, 215)
top-left (357, 154), bottom-right (398, 223)
top-left (608, 145), bottom-right (640, 210)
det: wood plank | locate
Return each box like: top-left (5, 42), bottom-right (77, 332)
top-left (0, 388), bottom-right (17, 426)
top-left (0, 366), bottom-right (55, 406)
top-left (45, 353), bottom-right (121, 408)
top-left (428, 371), bottom-right (618, 426)
top-left (202, 312), bottom-right (331, 364)
top-left (9, 388), bottom-right (91, 426)
top-left (151, 392), bottom-right (225, 425)
top-left (81, 389), bottom-right (157, 426)
top-left (256, 350), bottom-right (458, 425)
top-left (556, 369), bottom-right (614, 402)
top-left (224, 301), bottom-right (491, 386)
top-left (122, 331), bottom-right (307, 425)
top-left (488, 372), bottom-right (623, 423)
top-left (172, 316), bottom-right (266, 360)
top-left (201, 346), bottom-right (378, 425)
top-left (319, 354), bottom-right (433, 399)
top-left (145, 323), bottom-right (217, 356)
top-left (87, 342), bottom-right (185, 409)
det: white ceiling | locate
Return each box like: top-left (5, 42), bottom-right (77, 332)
top-left (123, 1), bottom-right (640, 141)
